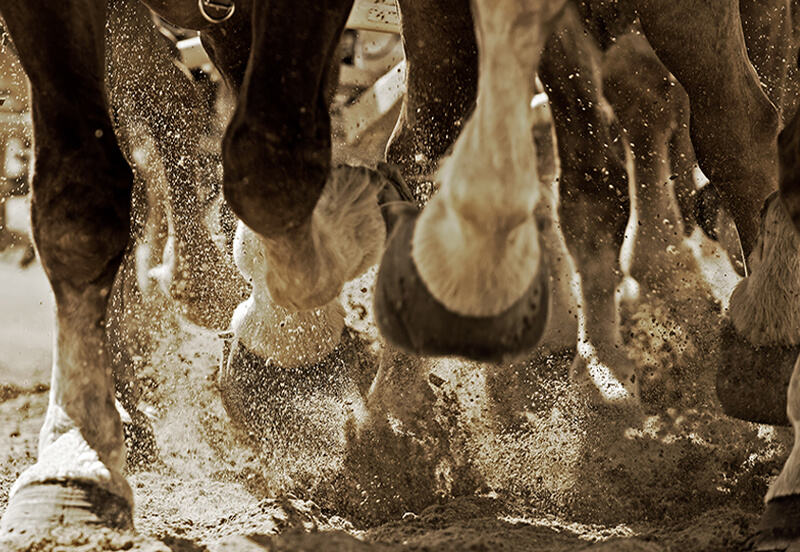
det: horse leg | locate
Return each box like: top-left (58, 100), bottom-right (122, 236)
top-left (633, 0), bottom-right (800, 428)
top-left (538, 6), bottom-right (635, 402)
top-left (669, 104), bottom-right (704, 236)
top-left (602, 32), bottom-right (690, 293)
top-left (108, 0), bottom-right (248, 332)
top-left (213, 0), bottom-right (398, 442)
top-left (742, 107), bottom-right (800, 548)
top-left (749, 6), bottom-right (800, 532)
top-left (384, 0), bottom-right (478, 193)
top-left (602, 29), bottom-right (736, 410)
top-left (0, 0), bottom-right (134, 533)
top-left (635, 0), bottom-right (780, 259)
top-left (219, 221), bottom-right (375, 450)
top-left (679, 0), bottom-right (792, 267)
top-left (219, 0), bottom-right (394, 313)
top-left (375, 0), bottom-right (566, 362)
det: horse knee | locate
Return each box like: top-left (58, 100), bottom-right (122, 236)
top-left (31, 145), bottom-right (132, 289)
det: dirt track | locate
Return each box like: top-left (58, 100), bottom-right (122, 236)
top-left (0, 232), bottom-right (792, 551)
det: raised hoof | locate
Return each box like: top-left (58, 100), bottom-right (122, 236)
top-left (0, 482), bottom-right (133, 535)
top-left (716, 317), bottom-right (797, 426)
top-left (374, 207), bottom-right (550, 363)
top-left (746, 495), bottom-right (800, 551)
top-left (220, 328), bottom-right (374, 447)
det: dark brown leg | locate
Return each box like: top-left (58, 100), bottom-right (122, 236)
top-left (540, 6), bottom-right (635, 401)
top-left (0, 0), bottom-right (134, 532)
top-left (743, 3), bottom-right (800, 531)
top-left (219, 0), bottom-right (392, 313)
top-left (385, 0), bottom-right (478, 196)
top-left (635, 0), bottom-right (780, 257)
top-left (671, 0), bottom-right (793, 267)
top-left (215, 0), bottom-right (395, 443)
top-left (222, 0), bottom-right (353, 238)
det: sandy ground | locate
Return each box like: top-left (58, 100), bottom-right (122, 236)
top-left (0, 24), bottom-right (790, 547)
top-left (0, 210), bottom-right (793, 551)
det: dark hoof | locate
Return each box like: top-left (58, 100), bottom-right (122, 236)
top-left (716, 317), bottom-right (797, 426)
top-left (220, 328), bottom-right (375, 447)
top-left (374, 207), bottom-right (550, 363)
top-left (746, 495), bottom-right (800, 551)
top-left (0, 482), bottom-right (133, 535)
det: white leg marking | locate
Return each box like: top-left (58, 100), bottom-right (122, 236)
top-left (411, 0), bottom-right (565, 317)
top-left (729, 196), bottom-right (800, 346)
top-left (766, 353), bottom-right (800, 501)
top-left (11, 427), bottom-right (132, 505)
top-left (233, 223), bottom-right (347, 368)
top-left (11, 306), bottom-right (131, 504)
top-left (250, 165), bottom-right (386, 312)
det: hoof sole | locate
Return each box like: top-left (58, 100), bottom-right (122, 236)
top-left (716, 317), bottom-right (797, 426)
top-left (375, 207), bottom-right (549, 363)
top-left (0, 481), bottom-right (133, 535)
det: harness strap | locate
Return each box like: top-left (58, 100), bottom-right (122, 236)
top-left (199, 0), bottom-right (235, 23)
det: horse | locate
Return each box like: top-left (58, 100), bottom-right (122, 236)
top-left (0, 0), bottom-right (796, 545)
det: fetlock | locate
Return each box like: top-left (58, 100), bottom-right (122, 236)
top-left (729, 193), bottom-right (800, 347)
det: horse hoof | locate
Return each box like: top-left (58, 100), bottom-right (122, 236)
top-left (716, 317), bottom-right (797, 426)
top-left (220, 328), bottom-right (374, 447)
top-left (0, 481), bottom-right (133, 535)
top-left (746, 495), bottom-right (800, 551)
top-left (374, 207), bottom-right (550, 363)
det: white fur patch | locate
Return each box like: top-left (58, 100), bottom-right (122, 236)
top-left (410, 1), bottom-right (549, 318)
top-left (230, 295), bottom-right (346, 369)
top-left (729, 197), bottom-right (800, 346)
top-left (10, 428), bottom-right (133, 506)
top-left (233, 223), bottom-right (347, 368)
top-left (234, 166), bottom-right (386, 312)
top-left (41, 314), bottom-right (127, 476)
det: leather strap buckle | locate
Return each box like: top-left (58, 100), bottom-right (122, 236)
top-left (198, 0), bottom-right (235, 23)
